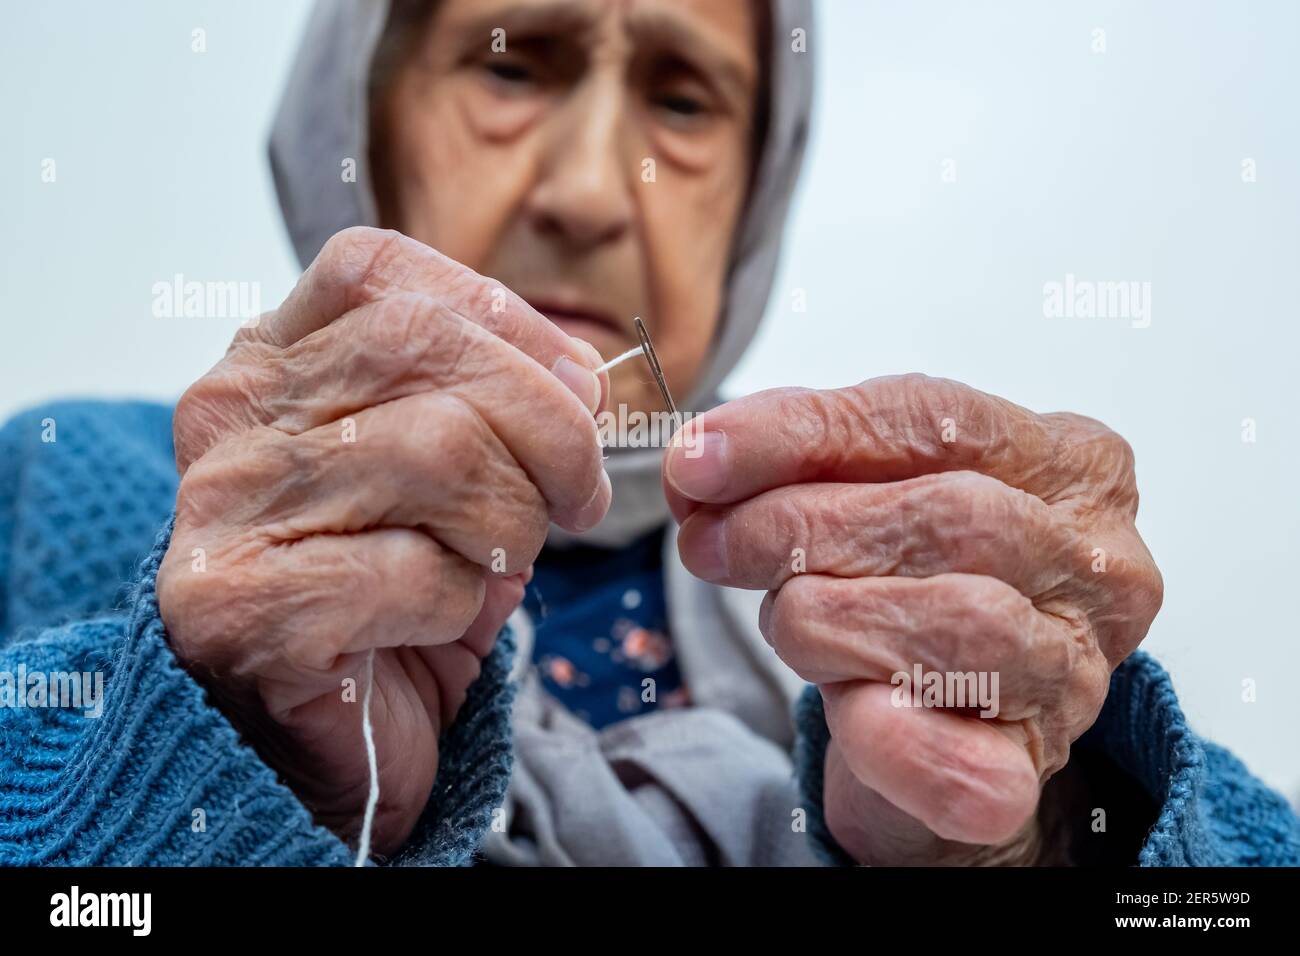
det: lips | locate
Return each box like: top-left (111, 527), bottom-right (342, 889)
top-left (525, 297), bottom-right (624, 336)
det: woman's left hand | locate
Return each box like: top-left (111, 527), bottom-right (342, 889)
top-left (666, 374), bottom-right (1163, 865)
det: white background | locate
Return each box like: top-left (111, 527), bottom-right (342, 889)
top-left (3, 1), bottom-right (1297, 802)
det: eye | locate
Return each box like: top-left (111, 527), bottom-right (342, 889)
top-left (483, 57), bottom-right (534, 87)
top-left (642, 56), bottom-right (718, 127)
top-left (655, 92), bottom-right (705, 117)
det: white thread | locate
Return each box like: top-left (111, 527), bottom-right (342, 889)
top-left (594, 346), bottom-right (644, 374)
top-left (353, 340), bottom-right (642, 863)
top-left (354, 648), bottom-right (379, 867)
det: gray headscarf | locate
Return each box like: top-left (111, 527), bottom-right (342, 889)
top-left (272, 0), bottom-right (820, 866)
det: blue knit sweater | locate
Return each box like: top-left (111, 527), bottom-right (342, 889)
top-left (0, 400), bottom-right (514, 865)
top-left (1, 400), bottom-right (1297, 866)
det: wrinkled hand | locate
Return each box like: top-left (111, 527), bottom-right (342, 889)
top-left (666, 374), bottom-right (1163, 865)
top-left (158, 227), bottom-right (610, 855)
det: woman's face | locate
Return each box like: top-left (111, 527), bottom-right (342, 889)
top-left (375, 0), bottom-right (761, 413)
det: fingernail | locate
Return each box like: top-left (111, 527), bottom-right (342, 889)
top-left (574, 468), bottom-right (612, 531)
top-left (569, 338), bottom-right (609, 413)
top-left (570, 337), bottom-right (604, 368)
top-left (552, 355), bottom-right (601, 414)
top-left (758, 594), bottom-right (773, 642)
top-left (681, 513), bottom-right (729, 582)
top-left (666, 430), bottom-right (729, 501)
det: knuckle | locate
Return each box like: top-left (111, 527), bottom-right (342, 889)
top-left (1096, 425), bottom-right (1139, 501)
top-left (394, 393), bottom-right (550, 569)
top-left (926, 472), bottom-right (1005, 563)
top-left (780, 387), bottom-right (840, 464)
top-left (898, 370), bottom-right (964, 410)
top-left (172, 464), bottom-right (210, 527)
top-left (862, 373), bottom-right (978, 458)
top-left (1140, 559), bottom-right (1165, 622)
top-left (467, 280), bottom-right (525, 338)
top-left (171, 386), bottom-right (211, 471)
top-left (276, 551), bottom-right (378, 672)
top-left (410, 394), bottom-right (495, 489)
top-left (173, 448), bottom-right (234, 526)
top-left (380, 528), bottom-right (434, 577)
top-left (768, 494), bottom-right (814, 572)
top-left (362, 531), bottom-right (486, 642)
top-left (888, 474), bottom-right (957, 574)
top-left (1037, 622), bottom-right (1076, 684)
top-left (317, 226), bottom-right (404, 302)
top-left (768, 577), bottom-right (852, 677)
top-left (363, 295), bottom-right (481, 389)
top-left (1049, 412), bottom-right (1139, 498)
top-left (896, 372), bottom-right (957, 414)
top-left (1067, 653), bottom-right (1112, 723)
top-left (173, 357), bottom-right (277, 468)
top-left (979, 480), bottom-right (1063, 586)
top-left (158, 545), bottom-right (245, 670)
top-left (362, 293), bottom-right (445, 363)
top-left (1103, 550), bottom-right (1164, 656)
top-left (862, 371), bottom-right (944, 408)
top-left (172, 377), bottom-right (231, 471)
top-left (157, 552), bottom-right (200, 652)
top-left (957, 575), bottom-right (1035, 663)
top-left (175, 428), bottom-right (284, 526)
top-left (280, 628), bottom-right (338, 674)
top-left (1106, 429), bottom-right (1136, 475)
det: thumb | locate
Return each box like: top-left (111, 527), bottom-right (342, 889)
top-left (821, 680), bottom-right (1040, 847)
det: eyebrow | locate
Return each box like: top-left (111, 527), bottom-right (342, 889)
top-left (447, 1), bottom-right (599, 52)
top-left (443, 0), bottom-right (756, 108)
top-left (623, 7), bottom-right (757, 110)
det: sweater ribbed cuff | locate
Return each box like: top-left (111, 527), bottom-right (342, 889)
top-left (1075, 651), bottom-right (1207, 866)
top-left (0, 516), bottom-right (515, 866)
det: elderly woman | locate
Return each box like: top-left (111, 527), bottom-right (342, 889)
top-left (1, 0), bottom-right (1296, 868)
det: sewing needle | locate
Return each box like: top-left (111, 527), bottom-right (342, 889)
top-left (633, 316), bottom-right (682, 436)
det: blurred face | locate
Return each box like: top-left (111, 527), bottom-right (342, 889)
top-left (375, 0), bottom-right (761, 413)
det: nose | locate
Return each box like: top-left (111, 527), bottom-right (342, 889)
top-left (526, 77), bottom-right (635, 250)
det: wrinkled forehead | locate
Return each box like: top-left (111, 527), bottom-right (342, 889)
top-left (426, 0), bottom-right (762, 87)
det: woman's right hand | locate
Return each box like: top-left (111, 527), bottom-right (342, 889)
top-left (157, 227), bottom-right (610, 856)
